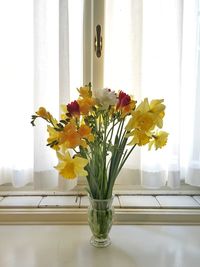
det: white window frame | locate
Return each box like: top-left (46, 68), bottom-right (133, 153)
top-left (83, 0), bottom-right (105, 89)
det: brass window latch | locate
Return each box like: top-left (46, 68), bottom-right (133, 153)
top-left (94, 25), bottom-right (102, 58)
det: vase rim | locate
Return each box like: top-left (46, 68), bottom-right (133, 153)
top-left (88, 195), bottom-right (115, 202)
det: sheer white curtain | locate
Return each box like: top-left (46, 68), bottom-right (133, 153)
top-left (0, 0), bottom-right (34, 187)
top-left (0, 0), bottom-right (199, 190)
top-left (104, 0), bottom-right (200, 188)
top-left (0, 0), bottom-right (83, 189)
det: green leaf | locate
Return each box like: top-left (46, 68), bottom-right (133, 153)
top-left (56, 123), bottom-right (64, 128)
top-left (54, 127), bottom-right (63, 132)
top-left (60, 120), bottom-right (67, 125)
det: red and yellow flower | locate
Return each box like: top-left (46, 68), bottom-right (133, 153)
top-left (116, 91), bottom-right (136, 117)
top-left (67, 101), bottom-right (80, 117)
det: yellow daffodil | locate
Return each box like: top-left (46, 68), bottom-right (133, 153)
top-left (150, 99), bottom-right (165, 113)
top-left (136, 98), bottom-right (150, 113)
top-left (55, 150), bottom-right (88, 179)
top-left (149, 131), bottom-right (169, 150)
top-left (126, 99), bottom-right (153, 132)
top-left (128, 129), bottom-right (151, 146)
top-left (126, 98), bottom-right (166, 132)
top-left (149, 99), bottom-right (165, 128)
top-left (126, 111), bottom-right (155, 132)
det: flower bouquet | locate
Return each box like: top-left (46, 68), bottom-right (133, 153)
top-left (31, 83), bottom-right (168, 247)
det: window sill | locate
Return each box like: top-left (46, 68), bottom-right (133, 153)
top-left (0, 182), bottom-right (200, 195)
top-left (0, 194), bottom-right (199, 225)
top-left (0, 207), bottom-right (199, 225)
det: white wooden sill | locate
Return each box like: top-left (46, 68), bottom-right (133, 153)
top-left (0, 194), bottom-right (199, 225)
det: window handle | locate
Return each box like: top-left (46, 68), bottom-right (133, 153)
top-left (95, 25), bottom-right (102, 58)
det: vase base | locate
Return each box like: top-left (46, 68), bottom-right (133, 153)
top-left (90, 236), bottom-right (111, 248)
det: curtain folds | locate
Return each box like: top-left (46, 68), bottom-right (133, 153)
top-left (0, 0), bottom-right (83, 190)
top-left (104, 0), bottom-right (200, 188)
top-left (33, 0), bottom-right (84, 190)
top-left (0, 0), bottom-right (34, 187)
top-left (0, 0), bottom-right (199, 189)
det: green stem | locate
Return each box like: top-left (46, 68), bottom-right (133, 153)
top-left (115, 144), bottom-right (137, 178)
top-left (106, 120), bottom-right (125, 198)
top-left (106, 118), bottom-right (118, 140)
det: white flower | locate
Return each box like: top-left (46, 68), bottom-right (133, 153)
top-left (93, 88), bottom-right (117, 109)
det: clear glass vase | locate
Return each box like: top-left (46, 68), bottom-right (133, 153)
top-left (88, 196), bottom-right (114, 248)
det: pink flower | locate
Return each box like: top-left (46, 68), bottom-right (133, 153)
top-left (116, 91), bottom-right (131, 109)
top-left (67, 101), bottom-right (80, 117)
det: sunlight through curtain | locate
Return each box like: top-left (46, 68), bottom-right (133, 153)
top-left (0, 0), bottom-right (83, 189)
top-left (104, 0), bottom-right (200, 188)
top-left (0, 0), bottom-right (199, 189)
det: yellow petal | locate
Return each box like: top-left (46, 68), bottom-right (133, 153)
top-left (125, 117), bottom-right (135, 131)
top-left (137, 98), bottom-right (150, 113)
top-left (60, 162), bottom-right (76, 179)
top-left (74, 157), bottom-right (88, 176)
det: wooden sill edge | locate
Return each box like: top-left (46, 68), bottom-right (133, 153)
top-left (0, 208), bottom-right (200, 225)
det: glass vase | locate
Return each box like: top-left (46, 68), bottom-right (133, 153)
top-left (88, 196), bottom-right (114, 248)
